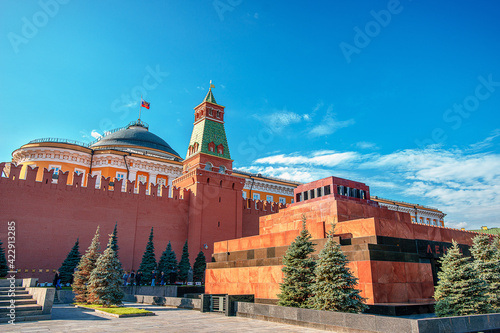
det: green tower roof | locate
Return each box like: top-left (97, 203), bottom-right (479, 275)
top-left (204, 88), bottom-right (217, 104)
top-left (187, 119), bottom-right (231, 160)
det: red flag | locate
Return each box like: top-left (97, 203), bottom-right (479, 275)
top-left (141, 99), bottom-right (150, 109)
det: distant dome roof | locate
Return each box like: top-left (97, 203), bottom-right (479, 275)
top-left (90, 121), bottom-right (181, 159)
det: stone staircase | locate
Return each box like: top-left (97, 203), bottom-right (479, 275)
top-left (0, 286), bottom-right (51, 323)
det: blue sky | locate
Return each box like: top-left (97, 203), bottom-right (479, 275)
top-left (1, 0), bottom-right (499, 229)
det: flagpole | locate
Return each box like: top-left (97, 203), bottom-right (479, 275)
top-left (139, 96), bottom-right (142, 123)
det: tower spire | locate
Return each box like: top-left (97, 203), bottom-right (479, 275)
top-left (204, 80), bottom-right (217, 104)
top-left (181, 83), bottom-right (232, 173)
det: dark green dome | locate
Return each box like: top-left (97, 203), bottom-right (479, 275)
top-left (90, 121), bottom-right (181, 159)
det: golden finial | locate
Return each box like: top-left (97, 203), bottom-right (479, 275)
top-left (210, 80), bottom-right (215, 89)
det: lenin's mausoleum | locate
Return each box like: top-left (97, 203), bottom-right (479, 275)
top-left (0, 87), bottom-right (479, 308)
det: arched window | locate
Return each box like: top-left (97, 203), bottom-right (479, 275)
top-left (205, 162), bottom-right (213, 171)
top-left (219, 165), bottom-right (225, 174)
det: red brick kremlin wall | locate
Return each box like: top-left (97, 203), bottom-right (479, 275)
top-left (0, 162), bottom-right (282, 282)
top-left (0, 163), bottom-right (192, 282)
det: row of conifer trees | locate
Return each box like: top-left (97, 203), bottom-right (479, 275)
top-left (434, 234), bottom-right (500, 317)
top-left (56, 223), bottom-right (207, 306)
top-left (57, 224), bottom-right (207, 287)
top-left (135, 227), bottom-right (207, 285)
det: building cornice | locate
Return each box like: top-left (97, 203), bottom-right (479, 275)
top-left (243, 179), bottom-right (294, 196)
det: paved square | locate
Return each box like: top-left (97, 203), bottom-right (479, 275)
top-left (1, 303), bottom-right (331, 332)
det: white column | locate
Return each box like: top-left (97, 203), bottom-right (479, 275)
top-left (149, 173), bottom-right (159, 196)
top-left (167, 177), bottom-right (173, 198)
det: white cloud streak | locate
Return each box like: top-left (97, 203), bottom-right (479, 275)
top-left (258, 110), bottom-right (310, 133)
top-left (255, 102), bottom-right (354, 136)
top-left (356, 141), bottom-right (379, 150)
top-left (91, 130), bottom-right (102, 139)
top-left (308, 104), bottom-right (355, 137)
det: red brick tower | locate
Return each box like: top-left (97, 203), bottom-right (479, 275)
top-left (173, 82), bottom-right (245, 257)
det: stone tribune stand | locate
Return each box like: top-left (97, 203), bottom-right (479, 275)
top-left (0, 278), bottom-right (55, 323)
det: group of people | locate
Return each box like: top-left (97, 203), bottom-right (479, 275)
top-left (122, 270), bottom-right (139, 286)
top-left (53, 268), bottom-right (175, 288)
top-left (122, 270), bottom-right (172, 286)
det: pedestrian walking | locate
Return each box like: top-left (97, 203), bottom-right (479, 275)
top-left (130, 270), bottom-right (136, 285)
top-left (53, 270), bottom-right (61, 290)
top-left (151, 270), bottom-right (156, 286)
top-left (136, 271), bottom-right (142, 286)
top-left (123, 271), bottom-right (129, 286)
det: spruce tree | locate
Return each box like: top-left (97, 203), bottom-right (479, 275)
top-left (278, 215), bottom-right (316, 308)
top-left (87, 234), bottom-right (124, 306)
top-left (73, 226), bottom-right (101, 303)
top-left (110, 222), bottom-right (123, 274)
top-left (193, 251), bottom-right (206, 283)
top-left (158, 241), bottom-right (178, 283)
top-left (471, 234), bottom-right (500, 311)
top-left (138, 227), bottom-right (157, 284)
top-left (0, 238), bottom-right (8, 278)
top-left (434, 240), bottom-right (491, 317)
top-left (308, 224), bottom-right (367, 313)
top-left (58, 239), bottom-right (81, 284)
top-left (111, 222), bottom-right (119, 254)
top-left (178, 240), bottom-right (191, 283)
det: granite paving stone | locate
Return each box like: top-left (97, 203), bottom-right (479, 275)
top-left (1, 303), bottom-right (331, 333)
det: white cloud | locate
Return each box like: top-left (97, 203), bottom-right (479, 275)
top-left (254, 102), bottom-right (352, 137)
top-left (309, 119), bottom-right (355, 136)
top-left (248, 135), bottom-right (500, 229)
top-left (254, 151), bottom-right (359, 167)
top-left (258, 110), bottom-right (308, 133)
top-left (308, 105), bottom-right (355, 137)
top-left (312, 101), bottom-right (324, 113)
top-left (91, 130), bottom-right (102, 139)
top-left (466, 128), bottom-right (500, 152)
top-left (239, 165), bottom-right (331, 183)
top-left (446, 221), bottom-right (469, 230)
top-left (356, 141), bottom-right (378, 150)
